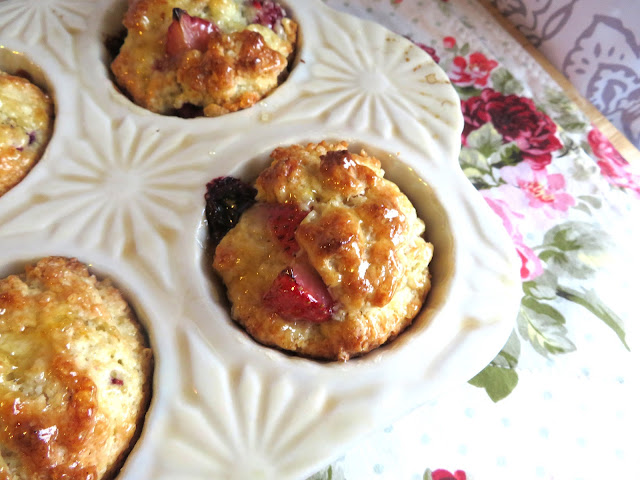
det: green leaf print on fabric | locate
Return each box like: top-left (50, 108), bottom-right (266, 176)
top-left (469, 330), bottom-right (520, 401)
top-left (518, 296), bottom-right (576, 356)
top-left (459, 147), bottom-right (490, 178)
top-left (465, 123), bottom-right (503, 156)
top-left (522, 271), bottom-right (557, 300)
top-left (541, 89), bottom-right (589, 133)
top-left (492, 143), bottom-right (522, 169)
top-left (573, 195), bottom-right (603, 215)
top-left (538, 221), bottom-right (610, 279)
top-left (557, 286), bottom-right (630, 350)
top-left (458, 125), bottom-right (522, 188)
top-left (453, 85), bottom-right (484, 100)
top-left (436, 0), bottom-right (452, 17)
top-left (512, 221), bottom-right (628, 356)
top-left (555, 131), bottom-right (583, 158)
top-left (490, 67), bottom-right (524, 95)
top-left (307, 465), bottom-right (345, 480)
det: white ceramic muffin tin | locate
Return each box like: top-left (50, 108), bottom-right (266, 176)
top-left (0, 1), bottom-right (522, 478)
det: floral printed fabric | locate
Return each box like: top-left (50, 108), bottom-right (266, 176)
top-left (439, 36), bottom-right (635, 401)
top-left (315, 0), bottom-right (640, 479)
top-left (427, 469), bottom-right (467, 480)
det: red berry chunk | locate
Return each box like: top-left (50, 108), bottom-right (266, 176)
top-left (266, 203), bottom-right (309, 255)
top-left (263, 264), bottom-right (334, 322)
top-left (166, 8), bottom-right (218, 56)
top-left (249, 1), bottom-right (287, 29)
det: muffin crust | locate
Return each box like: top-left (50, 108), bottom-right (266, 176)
top-left (0, 71), bottom-right (53, 197)
top-left (0, 257), bottom-right (153, 480)
top-left (111, 0), bottom-right (297, 116)
top-left (214, 142), bottom-right (433, 360)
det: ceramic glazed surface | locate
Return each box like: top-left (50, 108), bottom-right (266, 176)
top-left (0, 1), bottom-right (521, 478)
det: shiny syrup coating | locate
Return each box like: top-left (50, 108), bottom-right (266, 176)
top-left (295, 148), bottom-right (407, 308)
top-left (0, 356), bottom-right (99, 480)
top-left (0, 257), bottom-right (153, 480)
top-left (110, 0), bottom-right (297, 117)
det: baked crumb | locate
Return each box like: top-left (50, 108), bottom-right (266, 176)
top-left (212, 142), bottom-right (433, 361)
top-left (111, 0), bottom-right (297, 117)
top-left (0, 257), bottom-right (153, 480)
top-left (0, 71), bottom-right (53, 197)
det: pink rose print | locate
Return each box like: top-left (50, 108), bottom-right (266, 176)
top-left (587, 127), bottom-right (640, 195)
top-left (516, 240), bottom-right (544, 281)
top-left (484, 195), bottom-right (544, 281)
top-left (449, 52), bottom-right (498, 88)
top-left (414, 42), bottom-right (440, 63)
top-left (431, 469), bottom-right (467, 480)
top-left (462, 89), bottom-right (562, 170)
top-left (443, 36), bottom-right (456, 49)
top-left (501, 163), bottom-right (575, 215)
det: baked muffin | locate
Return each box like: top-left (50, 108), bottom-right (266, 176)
top-left (0, 71), bottom-right (54, 197)
top-left (0, 257), bottom-right (153, 480)
top-left (211, 141), bottom-right (434, 361)
top-left (111, 0), bottom-right (297, 117)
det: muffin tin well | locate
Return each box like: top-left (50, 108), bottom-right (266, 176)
top-left (0, 1), bottom-right (522, 479)
top-left (0, 47), bottom-right (56, 198)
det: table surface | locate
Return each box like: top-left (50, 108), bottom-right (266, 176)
top-left (309, 1), bottom-right (640, 479)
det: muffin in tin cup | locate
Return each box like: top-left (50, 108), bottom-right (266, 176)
top-left (0, 256), bottom-right (153, 480)
top-left (110, 0), bottom-right (298, 117)
top-left (207, 140), bottom-right (435, 361)
top-left (0, 50), bottom-right (55, 198)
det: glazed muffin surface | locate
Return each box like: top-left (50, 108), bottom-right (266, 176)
top-left (0, 257), bottom-right (153, 480)
top-left (213, 142), bottom-right (434, 361)
top-left (0, 71), bottom-right (53, 197)
top-left (111, 0), bottom-right (298, 117)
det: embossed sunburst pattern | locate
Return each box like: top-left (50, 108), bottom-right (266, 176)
top-left (0, 94), bottom-right (209, 288)
top-left (0, 0), bottom-right (89, 68)
top-left (152, 330), bottom-right (375, 480)
top-left (274, 11), bottom-right (461, 155)
top-left (155, 331), bottom-right (326, 479)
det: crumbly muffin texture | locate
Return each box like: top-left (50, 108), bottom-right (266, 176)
top-left (213, 142), bottom-right (433, 361)
top-left (0, 71), bottom-right (53, 197)
top-left (111, 0), bottom-right (297, 117)
top-left (0, 257), bottom-right (153, 480)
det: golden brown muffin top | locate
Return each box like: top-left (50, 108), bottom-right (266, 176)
top-left (0, 257), bottom-right (152, 480)
top-left (256, 141), bottom-right (415, 310)
top-left (111, 0), bottom-right (297, 116)
top-left (0, 71), bottom-right (53, 197)
top-left (214, 142), bottom-right (433, 360)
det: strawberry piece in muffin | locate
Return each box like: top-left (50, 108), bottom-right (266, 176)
top-left (166, 8), bottom-right (218, 56)
top-left (266, 203), bottom-right (309, 256)
top-left (263, 264), bottom-right (335, 323)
